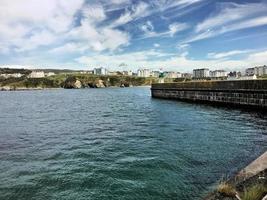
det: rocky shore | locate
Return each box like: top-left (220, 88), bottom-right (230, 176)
top-left (0, 74), bottom-right (159, 90)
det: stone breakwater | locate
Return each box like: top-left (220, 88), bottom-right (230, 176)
top-left (151, 80), bottom-right (267, 109)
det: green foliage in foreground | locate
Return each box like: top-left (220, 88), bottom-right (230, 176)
top-left (241, 184), bottom-right (267, 200)
top-left (215, 181), bottom-right (267, 200)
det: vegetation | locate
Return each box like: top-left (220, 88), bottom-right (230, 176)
top-left (217, 182), bottom-right (237, 198)
top-left (0, 73), bottom-right (162, 89)
top-left (241, 184), bottom-right (267, 200)
top-left (0, 68), bottom-right (31, 75)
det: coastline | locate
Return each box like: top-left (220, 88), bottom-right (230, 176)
top-left (0, 85), bottom-right (151, 91)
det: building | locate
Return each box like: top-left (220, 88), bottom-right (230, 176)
top-left (137, 69), bottom-right (151, 77)
top-left (245, 65), bottom-right (267, 77)
top-left (151, 71), bottom-right (160, 78)
top-left (45, 72), bottom-right (55, 77)
top-left (210, 70), bottom-right (228, 78)
top-left (28, 71), bottom-right (45, 78)
top-left (94, 67), bottom-right (107, 75)
top-left (193, 68), bottom-right (210, 78)
top-left (245, 68), bottom-right (255, 76)
top-left (181, 73), bottom-right (192, 79)
top-left (227, 71), bottom-right (242, 80)
top-left (0, 73), bottom-right (23, 78)
top-left (122, 70), bottom-right (133, 76)
top-left (164, 71), bottom-right (182, 78)
top-left (239, 74), bottom-right (257, 80)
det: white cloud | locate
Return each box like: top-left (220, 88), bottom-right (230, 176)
top-left (140, 22), bottom-right (189, 39)
top-left (207, 50), bottom-right (252, 59)
top-left (247, 50), bottom-right (267, 65)
top-left (196, 2), bottom-right (267, 32)
top-left (169, 23), bottom-right (189, 37)
top-left (0, 0), bottom-right (131, 54)
top-left (76, 49), bottom-right (267, 72)
top-left (50, 43), bottom-right (87, 54)
top-left (154, 43), bottom-right (160, 47)
top-left (185, 2), bottom-right (267, 43)
top-left (82, 4), bottom-right (106, 22)
top-left (13, 30), bottom-right (57, 52)
top-left (68, 18), bottom-right (130, 52)
top-left (0, 0), bottom-right (84, 52)
top-left (112, 1), bottom-right (149, 27)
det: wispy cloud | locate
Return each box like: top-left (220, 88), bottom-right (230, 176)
top-left (139, 21), bottom-right (189, 39)
top-left (111, 1), bottom-right (149, 27)
top-left (185, 2), bottom-right (267, 43)
top-left (207, 50), bottom-right (252, 59)
top-left (196, 2), bottom-right (267, 32)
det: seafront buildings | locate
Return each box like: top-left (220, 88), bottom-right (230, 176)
top-left (245, 65), bottom-right (267, 76)
top-left (209, 70), bottom-right (228, 78)
top-left (137, 69), bottom-right (151, 77)
top-left (1, 65), bottom-right (267, 80)
top-left (193, 68), bottom-right (210, 78)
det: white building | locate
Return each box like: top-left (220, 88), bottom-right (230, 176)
top-left (245, 65), bottom-right (267, 76)
top-left (193, 68), bottom-right (210, 78)
top-left (181, 73), bottom-right (192, 78)
top-left (45, 72), bottom-right (55, 77)
top-left (239, 74), bottom-right (257, 80)
top-left (0, 73), bottom-right (23, 78)
top-left (137, 69), bottom-right (151, 77)
top-left (122, 70), bottom-right (133, 76)
top-left (164, 71), bottom-right (182, 78)
top-left (28, 71), bottom-right (45, 78)
top-left (245, 68), bottom-right (255, 76)
top-left (94, 67), bottom-right (107, 75)
top-left (210, 70), bottom-right (228, 78)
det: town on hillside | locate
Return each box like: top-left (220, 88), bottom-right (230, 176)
top-left (0, 65), bottom-right (267, 80)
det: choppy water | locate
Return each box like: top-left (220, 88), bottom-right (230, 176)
top-left (0, 87), bottom-right (266, 200)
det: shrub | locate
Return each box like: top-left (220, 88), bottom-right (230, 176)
top-left (217, 182), bottom-right (236, 197)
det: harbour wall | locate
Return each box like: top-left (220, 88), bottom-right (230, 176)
top-left (151, 80), bottom-right (267, 109)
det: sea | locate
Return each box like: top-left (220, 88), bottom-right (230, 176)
top-left (0, 87), bottom-right (266, 200)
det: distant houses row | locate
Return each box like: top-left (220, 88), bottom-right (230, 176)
top-left (192, 65), bottom-right (267, 80)
top-left (1, 65), bottom-right (266, 80)
top-left (0, 71), bottom-right (55, 79)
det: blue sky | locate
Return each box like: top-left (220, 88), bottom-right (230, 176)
top-left (0, 0), bottom-right (267, 72)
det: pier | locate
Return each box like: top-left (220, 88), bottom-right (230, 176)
top-left (151, 80), bottom-right (267, 109)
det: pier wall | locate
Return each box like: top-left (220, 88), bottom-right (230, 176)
top-left (151, 80), bottom-right (267, 109)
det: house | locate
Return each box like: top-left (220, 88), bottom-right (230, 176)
top-left (193, 68), bottom-right (210, 78)
top-left (137, 69), bottom-right (151, 77)
top-left (94, 67), bottom-right (107, 75)
top-left (0, 73), bottom-right (23, 78)
top-left (210, 70), bottom-right (228, 78)
top-left (45, 72), bottom-right (55, 77)
top-left (28, 71), bottom-right (45, 78)
top-left (227, 71), bottom-right (242, 80)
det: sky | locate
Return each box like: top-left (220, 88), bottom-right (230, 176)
top-left (0, 0), bottom-right (267, 72)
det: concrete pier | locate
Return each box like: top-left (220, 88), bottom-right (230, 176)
top-left (151, 80), bottom-right (267, 109)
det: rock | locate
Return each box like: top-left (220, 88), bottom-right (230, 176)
top-left (74, 80), bottom-right (82, 89)
top-left (63, 76), bottom-right (83, 89)
top-left (0, 86), bottom-right (11, 91)
top-left (95, 80), bottom-right (105, 88)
